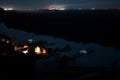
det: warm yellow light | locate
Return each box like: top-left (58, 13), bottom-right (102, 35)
top-left (34, 46), bottom-right (47, 55)
top-left (35, 46), bottom-right (41, 55)
top-left (23, 45), bottom-right (29, 49)
top-left (42, 48), bottom-right (47, 55)
top-left (48, 5), bottom-right (66, 10)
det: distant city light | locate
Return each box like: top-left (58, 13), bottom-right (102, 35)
top-left (48, 5), bottom-right (56, 10)
top-left (48, 5), bottom-right (66, 10)
top-left (58, 8), bottom-right (65, 10)
top-left (3, 8), bottom-right (14, 11)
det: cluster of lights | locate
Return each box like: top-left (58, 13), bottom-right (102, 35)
top-left (0, 36), bottom-right (47, 56)
top-left (3, 8), bottom-right (13, 11)
top-left (14, 44), bottom-right (47, 55)
top-left (48, 5), bottom-right (66, 10)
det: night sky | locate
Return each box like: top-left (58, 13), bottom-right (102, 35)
top-left (0, 0), bottom-right (120, 9)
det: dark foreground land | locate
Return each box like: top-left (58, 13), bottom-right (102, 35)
top-left (0, 55), bottom-right (35, 79)
top-left (1, 9), bottom-right (120, 49)
top-left (0, 9), bottom-right (120, 80)
top-left (0, 55), bottom-right (120, 80)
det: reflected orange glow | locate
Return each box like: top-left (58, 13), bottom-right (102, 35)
top-left (42, 48), bottom-right (47, 55)
top-left (4, 8), bottom-right (13, 11)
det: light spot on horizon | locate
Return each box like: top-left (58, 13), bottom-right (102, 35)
top-left (3, 7), bottom-right (14, 11)
top-left (48, 5), bottom-right (66, 10)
